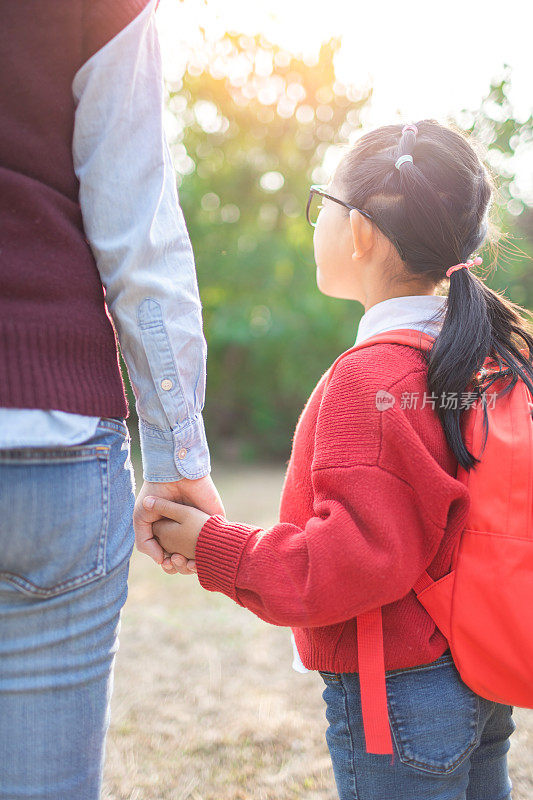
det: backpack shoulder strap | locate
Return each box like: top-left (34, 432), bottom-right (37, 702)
top-left (322, 328), bottom-right (436, 400)
top-left (352, 328), bottom-right (437, 757)
top-left (349, 327), bottom-right (436, 355)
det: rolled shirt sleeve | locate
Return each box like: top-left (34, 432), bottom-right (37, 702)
top-left (72, 0), bottom-right (210, 481)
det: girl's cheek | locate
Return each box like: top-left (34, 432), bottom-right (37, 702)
top-left (313, 222), bottom-right (330, 272)
top-left (315, 220), bottom-right (341, 278)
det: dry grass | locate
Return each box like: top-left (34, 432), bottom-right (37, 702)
top-left (102, 461), bottom-right (533, 800)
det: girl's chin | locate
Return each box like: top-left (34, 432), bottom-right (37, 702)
top-left (316, 271), bottom-right (354, 301)
top-left (315, 268), bottom-right (334, 295)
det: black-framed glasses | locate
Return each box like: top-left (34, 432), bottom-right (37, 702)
top-left (305, 183), bottom-right (407, 261)
top-left (306, 184), bottom-right (374, 228)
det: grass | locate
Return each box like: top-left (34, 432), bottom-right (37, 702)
top-left (102, 460), bottom-right (533, 799)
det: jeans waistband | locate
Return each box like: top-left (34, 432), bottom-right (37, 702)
top-left (384, 648), bottom-right (453, 677)
top-left (97, 417), bottom-right (129, 439)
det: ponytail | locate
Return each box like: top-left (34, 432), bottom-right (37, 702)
top-left (428, 268), bottom-right (533, 469)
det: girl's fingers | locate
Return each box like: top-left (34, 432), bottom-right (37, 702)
top-left (171, 553), bottom-right (197, 574)
top-left (161, 555), bottom-right (180, 574)
top-left (161, 552), bottom-right (196, 576)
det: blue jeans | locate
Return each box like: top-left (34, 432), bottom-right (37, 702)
top-left (319, 649), bottom-right (516, 800)
top-left (0, 418), bottom-right (135, 800)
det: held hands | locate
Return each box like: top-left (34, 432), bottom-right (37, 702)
top-left (144, 495), bottom-right (210, 563)
top-left (133, 475), bottom-right (224, 576)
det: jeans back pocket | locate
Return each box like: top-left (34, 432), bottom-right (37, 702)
top-left (0, 445), bottom-right (110, 597)
top-left (386, 654), bottom-right (480, 774)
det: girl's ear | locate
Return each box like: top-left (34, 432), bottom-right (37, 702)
top-left (349, 208), bottom-right (374, 261)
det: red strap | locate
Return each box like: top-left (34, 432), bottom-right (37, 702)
top-left (413, 569), bottom-right (434, 595)
top-left (357, 609), bottom-right (394, 758)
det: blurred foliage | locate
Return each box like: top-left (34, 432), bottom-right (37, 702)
top-left (121, 40), bottom-right (533, 464)
top-left (457, 63), bottom-right (533, 306)
top-left (166, 34), bottom-right (370, 460)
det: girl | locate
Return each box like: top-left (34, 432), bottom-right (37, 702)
top-left (144, 119), bottom-right (533, 799)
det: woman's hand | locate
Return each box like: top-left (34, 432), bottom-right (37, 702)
top-left (135, 476), bottom-right (224, 576)
top-left (143, 495), bottom-right (211, 562)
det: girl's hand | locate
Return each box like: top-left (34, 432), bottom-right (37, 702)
top-left (143, 496), bottom-right (210, 561)
top-left (134, 476), bottom-right (224, 575)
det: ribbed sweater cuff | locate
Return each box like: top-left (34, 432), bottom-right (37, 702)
top-left (195, 514), bottom-right (258, 600)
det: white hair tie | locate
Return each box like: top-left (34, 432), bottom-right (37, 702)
top-left (395, 154), bottom-right (413, 170)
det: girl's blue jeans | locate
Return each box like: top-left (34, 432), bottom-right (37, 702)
top-left (0, 418), bottom-right (135, 800)
top-left (319, 649), bottom-right (516, 800)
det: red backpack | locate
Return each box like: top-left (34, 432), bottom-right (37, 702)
top-left (345, 328), bottom-right (533, 757)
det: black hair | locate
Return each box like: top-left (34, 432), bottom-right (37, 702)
top-left (334, 119), bottom-right (533, 469)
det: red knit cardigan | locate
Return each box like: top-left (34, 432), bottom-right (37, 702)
top-left (195, 342), bottom-right (470, 673)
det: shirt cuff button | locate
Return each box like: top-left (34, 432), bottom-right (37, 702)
top-left (161, 379), bottom-right (173, 391)
top-left (177, 447), bottom-right (188, 459)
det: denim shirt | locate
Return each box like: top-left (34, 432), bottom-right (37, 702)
top-left (291, 292), bottom-right (448, 673)
top-left (0, 0), bottom-right (210, 483)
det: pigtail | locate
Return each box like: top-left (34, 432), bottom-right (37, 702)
top-left (428, 267), bottom-right (533, 469)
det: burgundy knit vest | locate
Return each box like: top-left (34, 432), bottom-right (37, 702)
top-left (0, 0), bottom-right (151, 417)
